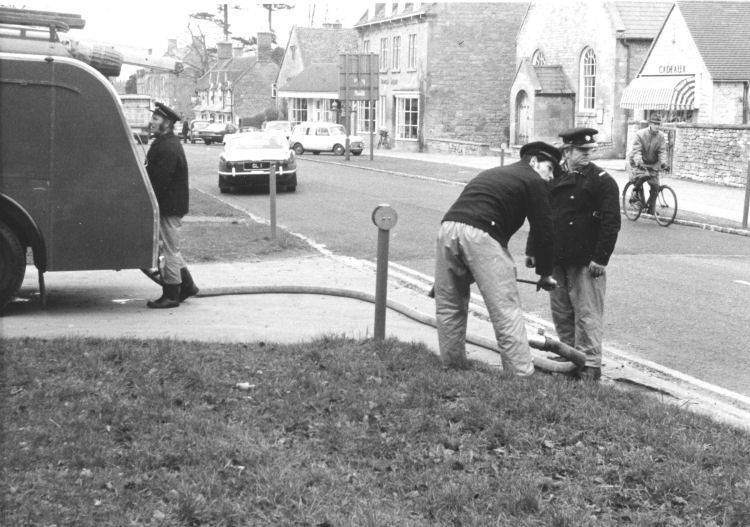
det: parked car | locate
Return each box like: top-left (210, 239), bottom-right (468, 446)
top-left (199, 122), bottom-right (238, 145)
top-left (289, 122), bottom-right (364, 156)
top-left (189, 120), bottom-right (211, 143)
top-left (239, 126), bottom-right (260, 133)
top-left (218, 132), bottom-right (297, 193)
top-left (262, 120), bottom-right (293, 139)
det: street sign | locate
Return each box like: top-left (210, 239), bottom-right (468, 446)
top-left (339, 53), bottom-right (379, 102)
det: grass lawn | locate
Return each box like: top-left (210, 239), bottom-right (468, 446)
top-left (2, 190), bottom-right (749, 526)
top-left (3, 337), bottom-right (749, 526)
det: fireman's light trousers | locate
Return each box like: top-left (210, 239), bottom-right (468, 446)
top-left (549, 264), bottom-right (606, 367)
top-left (159, 215), bottom-right (187, 285)
top-left (434, 221), bottom-right (534, 376)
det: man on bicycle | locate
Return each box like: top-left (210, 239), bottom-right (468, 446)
top-left (628, 115), bottom-right (668, 214)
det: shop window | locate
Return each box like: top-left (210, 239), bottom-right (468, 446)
top-left (289, 98), bottom-right (308, 125)
top-left (356, 100), bottom-right (376, 133)
top-left (396, 96), bottom-right (419, 140)
top-left (580, 47), bottom-right (596, 111)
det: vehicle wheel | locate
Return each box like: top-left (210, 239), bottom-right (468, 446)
top-left (191, 138), bottom-right (196, 144)
top-left (293, 143), bottom-right (304, 155)
top-left (333, 144), bottom-right (345, 156)
top-left (654, 185), bottom-right (678, 227)
top-left (204, 139), bottom-right (212, 145)
top-left (0, 220), bottom-right (26, 312)
top-left (622, 181), bottom-right (642, 221)
top-left (352, 150), bottom-right (362, 156)
top-left (312, 151), bottom-right (320, 155)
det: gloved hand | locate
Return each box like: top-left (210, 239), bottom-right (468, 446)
top-left (536, 275), bottom-right (557, 291)
top-left (660, 163), bottom-right (669, 171)
top-left (525, 256), bottom-right (535, 268)
top-left (588, 261), bottom-right (606, 277)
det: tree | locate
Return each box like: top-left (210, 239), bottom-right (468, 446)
top-left (261, 4), bottom-right (293, 33)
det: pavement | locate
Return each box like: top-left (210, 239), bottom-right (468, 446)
top-left (3, 148), bottom-right (750, 431)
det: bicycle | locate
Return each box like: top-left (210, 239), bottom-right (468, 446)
top-left (621, 167), bottom-right (678, 227)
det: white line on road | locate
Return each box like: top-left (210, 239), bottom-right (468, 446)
top-left (733, 280), bottom-right (750, 286)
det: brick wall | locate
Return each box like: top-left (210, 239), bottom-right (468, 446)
top-left (424, 2), bottom-right (528, 148)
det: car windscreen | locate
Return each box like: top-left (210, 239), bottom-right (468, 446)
top-left (226, 134), bottom-right (287, 150)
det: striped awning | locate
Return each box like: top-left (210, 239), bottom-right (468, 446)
top-left (620, 76), bottom-right (696, 110)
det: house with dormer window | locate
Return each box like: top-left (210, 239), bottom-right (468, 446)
top-left (275, 24), bottom-right (359, 126)
top-left (194, 33), bottom-right (279, 125)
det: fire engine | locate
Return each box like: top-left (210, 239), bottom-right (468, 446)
top-left (0, 7), bottom-right (182, 311)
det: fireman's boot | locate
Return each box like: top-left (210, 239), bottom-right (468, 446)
top-left (179, 267), bottom-right (200, 302)
top-left (147, 284), bottom-right (181, 309)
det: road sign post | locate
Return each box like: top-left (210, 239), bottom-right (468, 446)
top-left (339, 53), bottom-right (379, 160)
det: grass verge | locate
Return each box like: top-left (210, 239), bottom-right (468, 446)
top-left (2, 337), bottom-right (749, 526)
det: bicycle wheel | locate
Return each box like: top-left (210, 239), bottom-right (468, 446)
top-left (622, 181), bottom-right (642, 221)
top-left (654, 185), bottom-right (677, 226)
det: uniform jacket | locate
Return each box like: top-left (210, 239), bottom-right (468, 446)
top-left (442, 160), bottom-right (554, 276)
top-left (547, 162), bottom-right (621, 266)
top-left (146, 131), bottom-right (189, 217)
top-left (629, 127), bottom-right (667, 167)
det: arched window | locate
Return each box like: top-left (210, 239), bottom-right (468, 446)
top-left (580, 47), bottom-right (596, 111)
top-left (531, 49), bottom-right (545, 66)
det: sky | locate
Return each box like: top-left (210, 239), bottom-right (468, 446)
top-left (5, 1), bottom-right (368, 76)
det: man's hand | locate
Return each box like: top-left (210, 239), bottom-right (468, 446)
top-left (536, 275), bottom-right (557, 291)
top-left (588, 261), bottom-right (606, 277)
top-left (525, 256), bottom-right (535, 268)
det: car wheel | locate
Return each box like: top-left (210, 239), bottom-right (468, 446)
top-left (333, 144), bottom-right (345, 156)
top-left (0, 220), bottom-right (26, 312)
top-left (204, 139), bottom-right (212, 145)
top-left (352, 150), bottom-right (362, 156)
top-left (293, 143), bottom-right (304, 155)
top-left (313, 151), bottom-right (320, 155)
top-left (190, 138), bottom-right (196, 144)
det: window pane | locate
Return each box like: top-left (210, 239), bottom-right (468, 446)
top-left (581, 48), bottom-right (596, 110)
top-left (396, 97), bottom-right (419, 139)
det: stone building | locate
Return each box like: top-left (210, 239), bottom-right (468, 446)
top-left (354, 2), bottom-right (528, 154)
top-left (275, 24), bottom-right (359, 125)
top-left (193, 34), bottom-right (279, 125)
top-left (135, 38), bottom-right (209, 121)
top-left (620, 1), bottom-right (750, 186)
top-left (511, 1), bottom-right (672, 157)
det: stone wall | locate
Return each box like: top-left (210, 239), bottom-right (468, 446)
top-left (672, 124), bottom-right (750, 187)
top-left (627, 122), bottom-right (750, 187)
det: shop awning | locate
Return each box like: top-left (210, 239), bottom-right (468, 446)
top-left (620, 76), bottom-right (696, 110)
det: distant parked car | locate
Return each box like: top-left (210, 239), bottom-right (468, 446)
top-left (218, 132), bottom-right (297, 193)
top-left (239, 126), bottom-right (260, 133)
top-left (289, 122), bottom-right (363, 156)
top-left (189, 120), bottom-right (211, 143)
top-left (199, 122), bottom-right (238, 145)
top-left (262, 120), bottom-right (293, 139)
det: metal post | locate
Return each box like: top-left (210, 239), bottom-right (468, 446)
top-left (269, 162), bottom-right (277, 241)
top-left (743, 161), bottom-right (750, 229)
top-left (371, 205), bottom-right (398, 341)
top-left (500, 147), bottom-right (505, 167)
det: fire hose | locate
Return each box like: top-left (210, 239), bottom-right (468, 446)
top-left (192, 284), bottom-right (584, 374)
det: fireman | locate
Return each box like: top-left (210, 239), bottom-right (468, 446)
top-left (145, 102), bottom-right (199, 308)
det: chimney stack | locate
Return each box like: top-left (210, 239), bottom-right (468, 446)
top-left (217, 41), bottom-right (232, 60)
top-left (232, 46), bottom-right (243, 58)
top-left (257, 32), bottom-right (272, 62)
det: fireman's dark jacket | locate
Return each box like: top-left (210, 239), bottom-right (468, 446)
top-left (146, 131), bottom-right (189, 217)
top-left (442, 161), bottom-right (554, 276)
top-left (546, 162), bottom-right (621, 266)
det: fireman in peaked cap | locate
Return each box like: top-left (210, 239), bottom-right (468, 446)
top-left (527, 127), bottom-right (620, 381)
top-left (434, 141), bottom-right (560, 377)
top-left (144, 102), bottom-right (200, 308)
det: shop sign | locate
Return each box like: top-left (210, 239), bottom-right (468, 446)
top-left (658, 65), bottom-right (687, 74)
